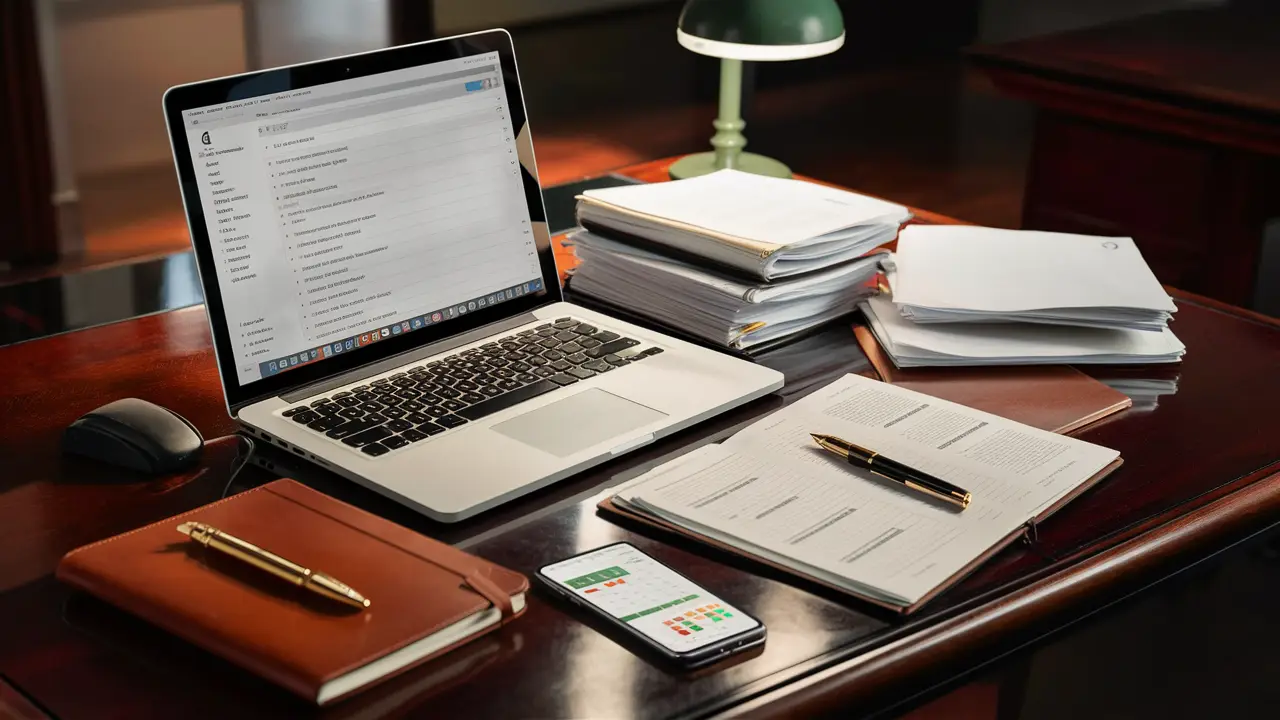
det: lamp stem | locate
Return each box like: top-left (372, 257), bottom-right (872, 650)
top-left (711, 57), bottom-right (746, 170)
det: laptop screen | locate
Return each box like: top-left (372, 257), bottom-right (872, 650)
top-left (179, 51), bottom-right (543, 386)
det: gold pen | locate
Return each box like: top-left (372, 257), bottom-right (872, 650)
top-left (810, 434), bottom-right (972, 509)
top-left (177, 521), bottom-right (370, 609)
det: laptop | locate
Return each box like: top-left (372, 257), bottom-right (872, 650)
top-left (163, 29), bottom-right (783, 522)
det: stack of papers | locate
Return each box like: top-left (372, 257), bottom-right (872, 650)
top-left (892, 226), bottom-right (1177, 332)
top-left (575, 169), bottom-right (910, 281)
top-left (569, 230), bottom-right (883, 349)
top-left (861, 295), bottom-right (1186, 366)
top-left (567, 169), bottom-right (910, 349)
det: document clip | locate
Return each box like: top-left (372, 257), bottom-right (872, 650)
top-left (1020, 518), bottom-right (1041, 545)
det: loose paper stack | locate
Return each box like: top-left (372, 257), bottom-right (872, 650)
top-left (891, 226), bottom-right (1177, 332)
top-left (861, 295), bottom-right (1186, 367)
top-left (568, 169), bottom-right (910, 349)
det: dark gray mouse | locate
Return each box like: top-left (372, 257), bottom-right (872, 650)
top-left (63, 398), bottom-right (204, 474)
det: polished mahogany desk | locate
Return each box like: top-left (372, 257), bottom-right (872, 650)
top-left (968, 2), bottom-right (1280, 310)
top-left (2, 158), bottom-right (1280, 719)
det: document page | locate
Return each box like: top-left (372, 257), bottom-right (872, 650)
top-left (892, 225), bottom-right (1176, 313)
top-left (581, 169), bottom-right (908, 248)
top-left (618, 374), bottom-right (1119, 606)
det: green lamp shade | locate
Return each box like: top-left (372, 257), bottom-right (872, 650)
top-left (677, 0), bottom-right (845, 61)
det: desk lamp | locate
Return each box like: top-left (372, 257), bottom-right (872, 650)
top-left (670, 0), bottom-right (845, 179)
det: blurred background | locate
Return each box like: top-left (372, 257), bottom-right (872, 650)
top-left (1, 0), bottom-right (1275, 344)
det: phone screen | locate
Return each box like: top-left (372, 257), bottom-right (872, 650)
top-left (540, 543), bottom-right (760, 653)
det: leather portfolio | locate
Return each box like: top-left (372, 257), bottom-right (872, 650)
top-left (854, 324), bottom-right (1131, 433)
top-left (56, 479), bottom-right (527, 705)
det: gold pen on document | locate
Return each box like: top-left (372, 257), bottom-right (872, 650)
top-left (177, 521), bottom-right (370, 609)
top-left (810, 434), bottom-right (972, 509)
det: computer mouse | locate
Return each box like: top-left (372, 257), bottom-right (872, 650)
top-left (63, 398), bottom-right (204, 475)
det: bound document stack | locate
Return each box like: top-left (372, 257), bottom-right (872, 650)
top-left (601, 374), bottom-right (1122, 614)
top-left (567, 169), bottom-right (910, 350)
top-left (859, 225), bottom-right (1187, 367)
top-left (891, 226), bottom-right (1177, 332)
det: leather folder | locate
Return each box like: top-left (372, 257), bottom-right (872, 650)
top-left (854, 324), bottom-right (1131, 433)
top-left (57, 479), bottom-right (527, 705)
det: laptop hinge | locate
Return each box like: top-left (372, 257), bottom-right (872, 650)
top-left (279, 311), bottom-right (541, 403)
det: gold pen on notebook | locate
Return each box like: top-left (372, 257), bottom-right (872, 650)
top-left (177, 522), bottom-right (370, 609)
top-left (810, 434), bottom-right (972, 509)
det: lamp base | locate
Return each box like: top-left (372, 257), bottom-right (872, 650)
top-left (668, 152), bottom-right (792, 180)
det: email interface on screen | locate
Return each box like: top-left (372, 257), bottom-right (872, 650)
top-left (181, 53), bottom-right (542, 385)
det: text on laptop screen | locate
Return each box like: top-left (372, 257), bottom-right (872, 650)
top-left (181, 53), bottom-right (542, 384)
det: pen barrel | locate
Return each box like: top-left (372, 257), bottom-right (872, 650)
top-left (308, 572), bottom-right (369, 609)
top-left (869, 456), bottom-right (971, 508)
top-left (205, 532), bottom-right (308, 586)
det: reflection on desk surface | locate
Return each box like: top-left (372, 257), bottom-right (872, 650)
top-left (0, 252), bottom-right (204, 347)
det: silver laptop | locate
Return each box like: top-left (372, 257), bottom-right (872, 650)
top-left (163, 30), bottom-right (782, 522)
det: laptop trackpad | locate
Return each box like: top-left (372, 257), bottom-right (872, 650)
top-left (492, 389), bottom-right (667, 457)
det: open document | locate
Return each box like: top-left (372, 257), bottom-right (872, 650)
top-left (609, 374), bottom-right (1121, 612)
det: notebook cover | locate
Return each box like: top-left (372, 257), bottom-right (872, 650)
top-left (56, 479), bottom-right (527, 705)
top-left (599, 458), bottom-right (1122, 615)
top-left (853, 325), bottom-right (1132, 434)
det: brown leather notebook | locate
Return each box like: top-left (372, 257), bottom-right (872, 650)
top-left (56, 479), bottom-right (527, 706)
top-left (854, 324), bottom-right (1131, 433)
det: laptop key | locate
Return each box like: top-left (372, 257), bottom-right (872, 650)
top-left (510, 362), bottom-right (531, 373)
top-left (307, 415), bottom-right (346, 432)
top-left (392, 377), bottom-right (417, 388)
top-left (560, 342), bottom-right (584, 355)
top-left (515, 373), bottom-right (538, 384)
top-left (400, 399), bottom-right (425, 412)
top-left (480, 385), bottom-right (503, 397)
top-left (456, 379), bottom-right (560, 420)
top-left (383, 407), bottom-right (407, 419)
top-left (390, 372), bottom-right (407, 379)
top-left (405, 411), bottom-right (430, 424)
top-left (497, 378), bottom-right (523, 391)
top-left (386, 419), bottom-right (413, 433)
top-left (542, 349), bottom-right (565, 361)
top-left (358, 402), bottom-right (385, 413)
top-left (553, 318), bottom-right (576, 329)
top-left (310, 398), bottom-right (332, 407)
top-left (361, 443), bottom-right (390, 457)
top-left (591, 331), bottom-right (620, 344)
top-left (566, 352), bottom-right (588, 365)
top-left (553, 331), bottom-right (578, 342)
top-left (417, 421), bottom-right (446, 435)
top-left (425, 406), bottom-right (450, 418)
top-left (585, 338), bottom-right (640, 358)
top-left (354, 392), bottom-right (378, 402)
top-left (435, 414), bottom-right (468, 429)
top-left (371, 378), bottom-right (390, 386)
top-left (455, 380), bottom-right (479, 392)
top-left (382, 435), bottom-right (410, 450)
top-left (316, 404), bottom-right (340, 416)
top-left (578, 337), bottom-right (602, 349)
top-left (442, 399), bottom-right (466, 412)
top-left (332, 391), bottom-right (352, 399)
top-left (336, 396), bottom-right (361, 407)
top-left (567, 366), bottom-right (596, 380)
top-left (607, 356), bottom-right (630, 366)
top-left (342, 426), bottom-right (392, 447)
top-left (527, 355), bottom-right (549, 366)
top-left (363, 413), bottom-right (388, 425)
top-left (536, 327), bottom-right (557, 337)
top-left (582, 360), bottom-right (610, 373)
top-left (326, 419), bottom-right (375, 439)
top-left (283, 406), bottom-right (306, 417)
top-left (533, 366), bottom-right (556, 378)
top-left (339, 407), bottom-right (365, 420)
top-left (351, 385), bottom-right (370, 392)
top-left (548, 373), bottom-right (579, 386)
top-left (492, 368), bottom-right (516, 379)
top-left (573, 324), bottom-right (598, 335)
top-left (436, 387), bottom-right (462, 399)
top-left (474, 374), bottom-right (498, 385)
top-left (400, 428), bottom-right (428, 442)
top-left (395, 388), bottom-right (422, 400)
top-left (550, 359), bottom-right (572, 371)
top-left (461, 392), bottom-right (486, 404)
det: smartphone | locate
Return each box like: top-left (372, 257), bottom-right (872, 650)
top-left (537, 542), bottom-right (765, 668)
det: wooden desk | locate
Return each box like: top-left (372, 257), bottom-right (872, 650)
top-left (968, 3), bottom-right (1280, 309)
top-left (2, 159), bottom-right (1279, 718)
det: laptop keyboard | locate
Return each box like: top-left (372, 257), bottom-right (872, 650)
top-left (278, 317), bottom-right (664, 457)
